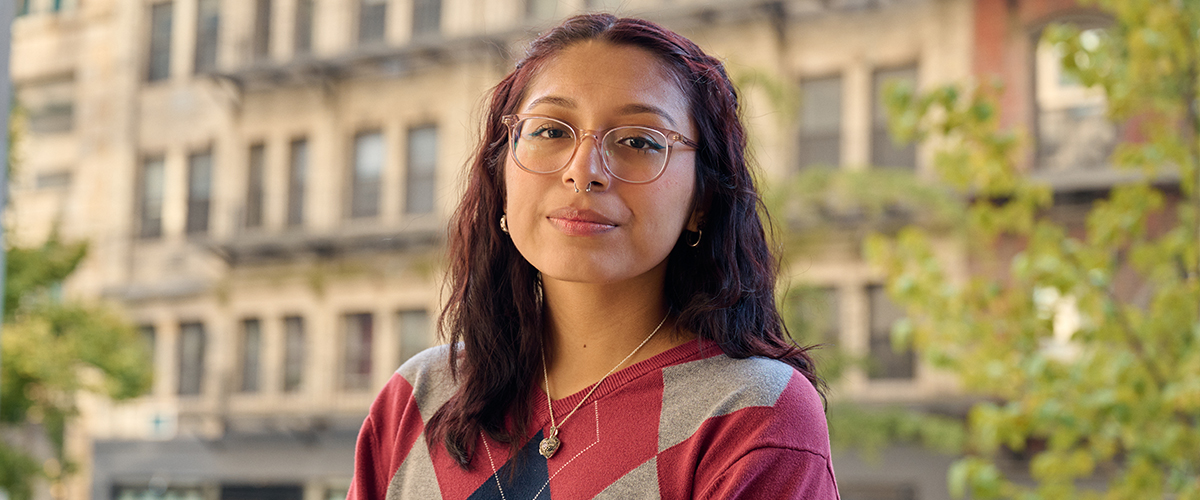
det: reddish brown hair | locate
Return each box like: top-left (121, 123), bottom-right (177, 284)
top-left (430, 13), bottom-right (822, 467)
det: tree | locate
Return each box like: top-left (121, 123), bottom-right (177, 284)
top-left (1, 237), bottom-right (153, 500)
top-left (2, 110), bottom-right (152, 498)
top-left (865, 0), bottom-right (1200, 497)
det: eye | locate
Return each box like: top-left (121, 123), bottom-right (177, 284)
top-left (614, 132), bottom-right (666, 151)
top-left (526, 124), bottom-right (571, 140)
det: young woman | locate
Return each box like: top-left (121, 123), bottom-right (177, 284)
top-left (349, 14), bottom-right (839, 499)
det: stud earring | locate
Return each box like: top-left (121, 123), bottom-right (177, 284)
top-left (500, 214), bottom-right (509, 234)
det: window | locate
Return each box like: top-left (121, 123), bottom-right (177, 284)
top-left (147, 2), bottom-right (173, 82)
top-left (239, 319), bottom-right (262, 393)
top-left (252, 0), bottom-right (272, 61)
top-left (186, 150), bottom-right (213, 235)
top-left (350, 131), bottom-right (383, 219)
top-left (139, 325), bottom-right (157, 368)
top-left (867, 285), bottom-right (914, 380)
top-left (245, 144), bottom-right (265, 230)
top-left (138, 156), bottom-right (165, 239)
top-left (20, 77), bottom-right (76, 134)
top-left (294, 0), bottom-right (314, 55)
top-left (870, 66), bottom-right (918, 169)
top-left (194, 0), bottom-right (220, 74)
top-left (35, 171), bottom-right (72, 190)
top-left (116, 486), bottom-right (204, 500)
top-left (412, 0), bottom-right (440, 37)
top-left (526, 0), bottom-right (557, 21)
top-left (358, 0), bottom-right (387, 45)
top-left (283, 316), bottom-right (306, 392)
top-left (1035, 28), bottom-right (1115, 171)
top-left (405, 126), bottom-right (437, 215)
top-left (178, 322), bottom-right (206, 395)
top-left (287, 138), bottom-right (308, 227)
top-left (342, 313), bottom-right (374, 391)
top-left (396, 309), bottom-right (430, 365)
top-left (798, 75), bottom-right (842, 169)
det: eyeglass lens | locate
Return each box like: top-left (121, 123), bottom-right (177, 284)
top-left (510, 116), bottom-right (670, 183)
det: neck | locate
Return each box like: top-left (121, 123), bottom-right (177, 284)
top-left (540, 270), bottom-right (691, 399)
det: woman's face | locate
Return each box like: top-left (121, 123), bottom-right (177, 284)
top-left (503, 41), bottom-right (698, 287)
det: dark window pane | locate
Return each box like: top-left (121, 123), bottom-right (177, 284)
top-left (412, 0), bottom-right (440, 37)
top-left (138, 157), bottom-right (165, 239)
top-left (799, 76), bottom-right (842, 169)
top-left (283, 316), bottom-right (306, 392)
top-left (397, 309), bottom-right (429, 365)
top-left (358, 0), bottom-right (387, 45)
top-left (139, 325), bottom-right (157, 368)
top-left (342, 313), bottom-right (374, 391)
top-left (186, 150), bottom-right (213, 235)
top-left (871, 66), bottom-right (918, 169)
top-left (287, 139), bottom-right (308, 227)
top-left (240, 319), bottom-right (262, 392)
top-left (868, 285), bottom-right (914, 380)
top-left (28, 103), bottom-right (73, 134)
top-left (115, 485), bottom-right (204, 500)
top-left (220, 485), bottom-right (303, 500)
top-left (252, 0), bottom-right (272, 61)
top-left (148, 3), bottom-right (173, 82)
top-left (294, 0), bottom-right (314, 55)
top-left (178, 322), bottom-right (206, 395)
top-left (405, 126), bottom-right (437, 214)
top-left (245, 144), bottom-right (265, 229)
top-left (350, 131), bottom-right (383, 219)
top-left (194, 0), bottom-right (220, 73)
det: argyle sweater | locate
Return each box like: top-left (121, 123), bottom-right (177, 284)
top-left (348, 340), bottom-right (840, 499)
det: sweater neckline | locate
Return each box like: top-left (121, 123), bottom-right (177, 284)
top-left (532, 338), bottom-right (718, 423)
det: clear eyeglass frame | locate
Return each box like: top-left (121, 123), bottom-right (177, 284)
top-left (501, 114), bottom-right (700, 184)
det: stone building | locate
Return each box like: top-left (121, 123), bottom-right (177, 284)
top-left (10, 0), bottom-right (1119, 498)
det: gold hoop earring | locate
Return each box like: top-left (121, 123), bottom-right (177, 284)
top-left (500, 214), bottom-right (509, 234)
top-left (685, 229), bottom-right (701, 247)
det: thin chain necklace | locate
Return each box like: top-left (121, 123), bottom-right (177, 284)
top-left (538, 314), bottom-right (669, 459)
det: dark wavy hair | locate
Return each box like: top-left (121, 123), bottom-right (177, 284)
top-left (428, 13), bottom-right (822, 468)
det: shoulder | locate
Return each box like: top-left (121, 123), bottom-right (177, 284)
top-left (391, 344), bottom-right (459, 423)
top-left (658, 351), bottom-right (829, 454)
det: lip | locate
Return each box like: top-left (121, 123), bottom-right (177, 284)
top-left (546, 207), bottom-right (618, 236)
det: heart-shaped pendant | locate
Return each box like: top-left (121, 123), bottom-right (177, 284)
top-left (539, 433), bottom-right (561, 459)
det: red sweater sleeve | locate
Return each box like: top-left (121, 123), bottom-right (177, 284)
top-left (700, 446), bottom-right (840, 499)
top-left (347, 372), bottom-right (423, 500)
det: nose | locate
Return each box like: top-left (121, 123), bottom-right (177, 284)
top-left (561, 131), bottom-right (610, 193)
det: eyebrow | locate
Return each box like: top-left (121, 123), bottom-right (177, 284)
top-left (524, 95), bottom-right (680, 127)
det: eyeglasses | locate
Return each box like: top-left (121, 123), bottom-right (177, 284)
top-left (501, 114), bottom-right (699, 184)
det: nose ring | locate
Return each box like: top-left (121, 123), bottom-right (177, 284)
top-left (573, 181), bottom-right (593, 193)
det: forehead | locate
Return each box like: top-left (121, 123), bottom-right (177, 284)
top-left (520, 41), bottom-right (692, 129)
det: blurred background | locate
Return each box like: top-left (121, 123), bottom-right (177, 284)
top-left (4, 0), bottom-right (1167, 499)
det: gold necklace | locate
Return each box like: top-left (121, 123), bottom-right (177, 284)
top-left (538, 314), bottom-right (669, 459)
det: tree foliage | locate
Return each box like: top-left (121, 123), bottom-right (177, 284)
top-left (2, 236), bottom-right (153, 499)
top-left (865, 0), bottom-right (1200, 498)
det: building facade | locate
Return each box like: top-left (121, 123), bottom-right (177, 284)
top-left (0, 0), bottom-right (1077, 498)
